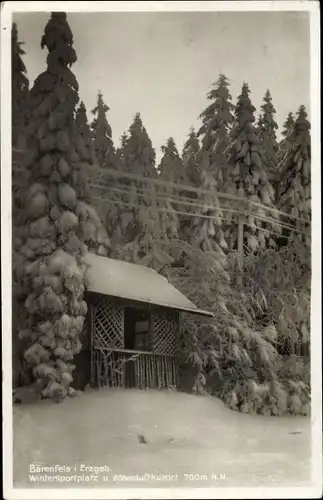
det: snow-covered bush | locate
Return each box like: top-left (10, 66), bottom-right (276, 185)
top-left (169, 239), bottom-right (310, 416)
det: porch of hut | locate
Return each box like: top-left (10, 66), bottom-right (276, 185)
top-left (72, 254), bottom-right (213, 391)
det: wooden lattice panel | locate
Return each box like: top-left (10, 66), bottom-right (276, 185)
top-left (152, 309), bottom-right (178, 356)
top-left (93, 297), bottom-right (124, 350)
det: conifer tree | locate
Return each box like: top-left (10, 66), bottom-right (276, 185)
top-left (75, 102), bottom-right (95, 163)
top-left (277, 112), bottom-right (295, 172)
top-left (115, 113), bottom-right (172, 271)
top-left (281, 112), bottom-right (296, 141)
top-left (158, 137), bottom-right (187, 183)
top-left (123, 113), bottom-right (156, 178)
top-left (226, 83), bottom-right (280, 252)
top-left (72, 101), bottom-right (97, 203)
top-left (180, 129), bottom-right (201, 242)
top-left (116, 132), bottom-right (128, 168)
top-left (190, 75), bottom-right (234, 254)
top-left (189, 149), bottom-right (226, 253)
top-left (257, 90), bottom-right (279, 191)
top-left (102, 130), bottom-right (129, 247)
top-left (197, 74), bottom-right (234, 190)
top-left (91, 91), bottom-right (116, 168)
top-left (182, 128), bottom-right (200, 187)
top-left (157, 137), bottom-right (186, 247)
top-left (278, 105), bottom-right (311, 248)
top-left (12, 22), bottom-right (29, 146)
top-left (14, 12), bottom-right (110, 401)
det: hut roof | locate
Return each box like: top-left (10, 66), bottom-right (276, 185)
top-left (84, 253), bottom-right (214, 318)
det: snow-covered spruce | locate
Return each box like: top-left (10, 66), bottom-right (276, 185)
top-left (226, 83), bottom-right (281, 252)
top-left (188, 148), bottom-right (226, 254)
top-left (88, 92), bottom-right (123, 243)
top-left (182, 128), bottom-right (200, 187)
top-left (278, 105), bottom-right (311, 248)
top-left (14, 12), bottom-right (109, 401)
top-left (278, 112), bottom-right (295, 169)
top-left (115, 113), bottom-right (174, 272)
top-left (75, 102), bottom-right (96, 165)
top-left (116, 131), bottom-right (128, 168)
top-left (158, 137), bottom-right (186, 252)
top-left (91, 91), bottom-right (116, 169)
top-left (180, 129), bottom-right (201, 242)
top-left (183, 74), bottom-right (235, 254)
top-left (197, 74), bottom-right (234, 192)
top-left (257, 90), bottom-right (279, 198)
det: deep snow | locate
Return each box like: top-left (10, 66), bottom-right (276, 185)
top-left (13, 388), bottom-right (311, 489)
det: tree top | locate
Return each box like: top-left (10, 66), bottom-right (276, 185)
top-left (41, 12), bottom-right (77, 69)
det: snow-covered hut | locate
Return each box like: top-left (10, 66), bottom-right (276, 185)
top-left (73, 253), bottom-right (213, 391)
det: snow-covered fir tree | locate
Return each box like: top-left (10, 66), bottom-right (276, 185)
top-left (75, 100), bottom-right (115, 232)
top-left (123, 113), bottom-right (156, 178)
top-left (12, 22), bottom-right (29, 147)
top-left (116, 115), bottom-right (157, 255)
top-left (278, 105), bottom-right (311, 248)
top-left (91, 91), bottom-right (116, 168)
top-left (89, 93), bottom-right (122, 244)
top-left (197, 74), bottom-right (234, 191)
top-left (281, 112), bottom-right (295, 142)
top-left (179, 129), bottom-right (201, 242)
top-left (158, 137), bottom-right (182, 183)
top-left (190, 74), bottom-right (234, 254)
top-left (71, 101), bottom-right (111, 254)
top-left (116, 131), bottom-right (128, 167)
top-left (71, 101), bottom-right (96, 203)
top-left (189, 149), bottom-right (226, 253)
top-left (257, 90), bottom-right (279, 194)
top-left (182, 128), bottom-right (200, 187)
top-left (96, 130), bottom-right (130, 253)
top-left (14, 12), bottom-right (110, 401)
top-left (226, 82), bottom-right (281, 252)
top-left (158, 137), bottom-right (187, 183)
top-left (75, 101), bottom-right (95, 163)
top-left (115, 113), bottom-right (173, 271)
top-left (277, 112), bottom-right (295, 173)
top-left (157, 137), bottom-right (186, 249)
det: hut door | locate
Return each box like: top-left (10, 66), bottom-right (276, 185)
top-left (124, 307), bottom-right (151, 388)
top-left (124, 307), bottom-right (151, 352)
top-left (124, 308), bottom-right (136, 350)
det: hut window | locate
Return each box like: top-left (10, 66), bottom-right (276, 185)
top-left (124, 307), bottom-right (151, 352)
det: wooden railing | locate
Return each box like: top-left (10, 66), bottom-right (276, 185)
top-left (91, 348), bottom-right (177, 390)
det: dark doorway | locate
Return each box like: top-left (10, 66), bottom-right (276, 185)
top-left (124, 307), bottom-right (151, 351)
top-left (124, 307), bottom-right (151, 388)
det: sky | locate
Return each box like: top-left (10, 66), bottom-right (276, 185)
top-left (14, 11), bottom-right (310, 161)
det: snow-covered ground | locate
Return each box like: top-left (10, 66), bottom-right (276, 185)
top-left (13, 388), bottom-right (311, 489)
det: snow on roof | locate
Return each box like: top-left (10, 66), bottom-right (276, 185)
top-left (84, 253), bottom-right (214, 318)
